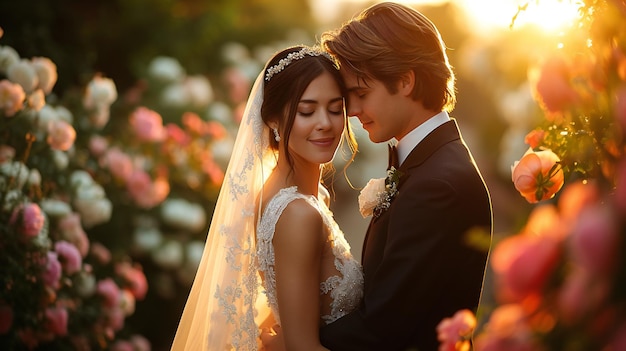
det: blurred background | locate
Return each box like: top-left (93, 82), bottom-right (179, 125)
top-left (0, 0), bottom-right (590, 349)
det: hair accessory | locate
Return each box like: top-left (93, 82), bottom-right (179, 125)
top-left (272, 128), bottom-right (281, 142)
top-left (265, 47), bottom-right (333, 81)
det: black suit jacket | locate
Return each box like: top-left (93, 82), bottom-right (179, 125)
top-left (320, 120), bottom-right (493, 351)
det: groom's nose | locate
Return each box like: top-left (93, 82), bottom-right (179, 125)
top-left (346, 98), bottom-right (361, 118)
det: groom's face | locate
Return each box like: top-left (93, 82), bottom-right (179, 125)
top-left (341, 69), bottom-right (406, 143)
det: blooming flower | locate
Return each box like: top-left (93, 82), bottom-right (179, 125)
top-left (129, 107), bottom-right (165, 142)
top-left (54, 240), bottom-right (83, 275)
top-left (436, 309), bottom-right (476, 351)
top-left (160, 198), bottom-right (207, 232)
top-left (45, 305), bottom-right (68, 336)
top-left (47, 119), bottom-right (76, 151)
top-left (7, 59), bottom-right (38, 93)
top-left (31, 57), bottom-right (57, 94)
top-left (511, 148), bottom-right (564, 203)
top-left (10, 202), bottom-right (45, 238)
top-left (0, 79), bottom-right (25, 116)
top-left (358, 167), bottom-right (401, 218)
top-left (42, 251), bottom-right (62, 289)
top-left (97, 278), bottom-right (121, 308)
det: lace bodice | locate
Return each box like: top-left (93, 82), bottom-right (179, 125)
top-left (257, 186), bottom-right (364, 325)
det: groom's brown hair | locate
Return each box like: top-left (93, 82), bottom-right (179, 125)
top-left (321, 1), bottom-right (456, 113)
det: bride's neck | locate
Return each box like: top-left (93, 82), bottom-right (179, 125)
top-left (273, 160), bottom-right (321, 196)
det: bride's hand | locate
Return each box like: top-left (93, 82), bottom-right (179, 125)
top-left (260, 324), bottom-right (285, 351)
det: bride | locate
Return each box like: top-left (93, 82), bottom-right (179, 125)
top-left (171, 45), bottom-right (364, 350)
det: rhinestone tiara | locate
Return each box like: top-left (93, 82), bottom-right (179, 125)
top-left (265, 47), bottom-right (333, 81)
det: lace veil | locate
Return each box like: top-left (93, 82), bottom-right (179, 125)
top-left (171, 72), bottom-right (274, 350)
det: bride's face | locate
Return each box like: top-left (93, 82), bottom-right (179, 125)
top-left (286, 71), bottom-right (346, 166)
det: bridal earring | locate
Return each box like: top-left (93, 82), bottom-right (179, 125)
top-left (273, 128), bottom-right (281, 142)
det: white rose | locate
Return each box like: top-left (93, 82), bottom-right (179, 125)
top-left (31, 57), bottom-right (57, 94)
top-left (7, 59), bottom-right (38, 93)
top-left (0, 161), bottom-right (29, 188)
top-left (54, 105), bottom-right (73, 124)
top-left (27, 168), bottom-right (41, 186)
top-left (148, 56), bottom-right (184, 82)
top-left (75, 271), bottom-right (96, 297)
top-left (83, 76), bottom-right (117, 110)
top-left (152, 240), bottom-right (184, 269)
top-left (0, 45), bottom-right (20, 74)
top-left (40, 198), bottom-right (72, 217)
top-left (133, 226), bottom-right (163, 253)
top-left (74, 197), bottom-right (112, 228)
top-left (161, 83), bottom-right (188, 107)
top-left (184, 75), bottom-right (213, 107)
top-left (358, 177), bottom-right (385, 218)
top-left (75, 183), bottom-right (105, 200)
top-left (52, 149), bottom-right (69, 170)
top-left (211, 138), bottom-right (234, 169)
top-left (161, 198), bottom-right (206, 232)
top-left (207, 102), bottom-right (232, 124)
top-left (70, 170), bottom-right (95, 188)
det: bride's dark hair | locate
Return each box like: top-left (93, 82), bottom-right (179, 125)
top-left (261, 45), bottom-right (357, 175)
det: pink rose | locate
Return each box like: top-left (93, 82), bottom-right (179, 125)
top-left (90, 242), bottom-right (112, 264)
top-left (45, 305), bottom-right (68, 336)
top-left (437, 309), bottom-right (476, 351)
top-left (97, 278), bottom-right (121, 308)
top-left (129, 106), bottom-right (165, 142)
top-left (126, 170), bottom-right (170, 209)
top-left (106, 307), bottom-right (125, 331)
top-left (558, 267), bottom-right (610, 324)
top-left (0, 79), bottom-right (25, 117)
top-left (474, 304), bottom-right (538, 351)
top-left (115, 262), bottom-right (148, 300)
top-left (101, 147), bottom-right (134, 182)
top-left (47, 119), bottom-right (76, 151)
top-left (205, 121), bottom-right (227, 139)
top-left (43, 251), bottom-right (62, 289)
top-left (58, 213), bottom-right (90, 257)
top-left (569, 204), bottom-right (619, 275)
top-left (31, 57), bottom-right (57, 94)
top-left (165, 123), bottom-right (191, 145)
top-left (10, 203), bottom-right (45, 238)
top-left (531, 55), bottom-right (579, 114)
top-left (88, 135), bottom-right (109, 157)
top-left (0, 304), bottom-right (13, 334)
top-left (511, 148), bottom-right (564, 203)
top-left (54, 240), bottom-right (83, 275)
top-left (492, 229), bottom-right (562, 302)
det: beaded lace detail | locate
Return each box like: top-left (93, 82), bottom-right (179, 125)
top-left (257, 186), bottom-right (364, 325)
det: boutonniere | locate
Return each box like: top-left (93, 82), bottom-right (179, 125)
top-left (358, 166), bottom-right (402, 218)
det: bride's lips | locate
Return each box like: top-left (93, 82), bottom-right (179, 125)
top-left (309, 137), bottom-right (335, 147)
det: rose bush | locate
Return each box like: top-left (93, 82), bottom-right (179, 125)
top-left (440, 1), bottom-right (626, 350)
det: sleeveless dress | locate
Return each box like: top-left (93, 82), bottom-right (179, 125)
top-left (256, 186), bottom-right (364, 325)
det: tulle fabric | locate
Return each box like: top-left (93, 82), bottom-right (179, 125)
top-left (171, 73), bottom-right (273, 351)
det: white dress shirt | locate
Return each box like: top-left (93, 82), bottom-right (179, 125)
top-left (395, 111), bottom-right (450, 166)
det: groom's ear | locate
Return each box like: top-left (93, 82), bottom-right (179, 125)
top-left (398, 70), bottom-right (415, 97)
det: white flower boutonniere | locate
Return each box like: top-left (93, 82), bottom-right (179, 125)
top-left (358, 166), bottom-right (402, 218)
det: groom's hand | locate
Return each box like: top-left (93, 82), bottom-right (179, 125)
top-left (260, 324), bottom-right (285, 351)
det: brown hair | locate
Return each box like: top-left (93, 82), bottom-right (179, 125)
top-left (321, 2), bottom-right (456, 112)
top-left (261, 45), bottom-right (357, 173)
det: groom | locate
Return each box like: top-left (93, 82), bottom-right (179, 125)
top-left (262, 2), bottom-right (492, 350)
top-left (316, 3), bottom-right (492, 351)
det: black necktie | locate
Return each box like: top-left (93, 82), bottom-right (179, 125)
top-left (388, 144), bottom-right (399, 170)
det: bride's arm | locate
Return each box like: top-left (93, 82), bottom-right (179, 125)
top-left (273, 200), bottom-right (329, 351)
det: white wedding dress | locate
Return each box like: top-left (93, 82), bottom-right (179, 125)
top-left (257, 186), bottom-right (364, 325)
